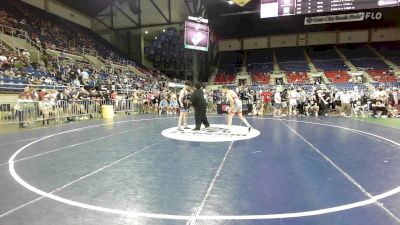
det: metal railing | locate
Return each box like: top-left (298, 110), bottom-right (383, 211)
top-left (82, 48), bottom-right (98, 57)
top-left (0, 82), bottom-right (161, 94)
top-left (0, 24), bottom-right (29, 39)
top-left (0, 24), bottom-right (43, 63)
top-left (0, 83), bottom-right (66, 92)
top-left (0, 99), bottom-right (144, 125)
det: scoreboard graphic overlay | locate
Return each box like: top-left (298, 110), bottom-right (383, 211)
top-left (261, 0), bottom-right (400, 18)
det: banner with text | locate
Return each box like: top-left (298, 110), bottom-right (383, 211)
top-left (304, 12), bottom-right (366, 25)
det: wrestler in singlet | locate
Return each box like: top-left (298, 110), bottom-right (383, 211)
top-left (226, 89), bottom-right (243, 114)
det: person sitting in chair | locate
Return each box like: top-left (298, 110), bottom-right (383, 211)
top-left (159, 97), bottom-right (169, 114)
top-left (372, 99), bottom-right (388, 118)
top-left (305, 96), bottom-right (319, 116)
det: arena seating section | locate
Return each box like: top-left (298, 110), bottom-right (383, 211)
top-left (215, 52), bottom-right (243, 84)
top-left (339, 44), bottom-right (389, 70)
top-left (214, 43), bottom-right (399, 86)
top-left (373, 42), bottom-right (400, 66)
top-left (368, 70), bottom-right (397, 82)
top-left (144, 28), bottom-right (187, 70)
top-left (0, 0), bottom-right (170, 92)
top-left (286, 72), bottom-right (309, 84)
top-left (0, 0), bottom-right (132, 63)
top-left (247, 49), bottom-right (274, 84)
top-left (324, 71), bottom-right (351, 83)
top-left (276, 47), bottom-right (310, 72)
top-left (307, 46), bottom-right (348, 71)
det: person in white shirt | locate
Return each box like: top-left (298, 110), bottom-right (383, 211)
top-left (372, 87), bottom-right (388, 102)
top-left (80, 69), bottom-right (89, 85)
top-left (333, 89), bottom-right (343, 115)
top-left (288, 89), bottom-right (299, 116)
top-left (73, 77), bottom-right (81, 88)
top-left (22, 50), bottom-right (30, 60)
top-left (340, 91), bottom-right (352, 116)
top-left (273, 90), bottom-right (282, 117)
top-left (0, 55), bottom-right (7, 62)
top-left (392, 87), bottom-right (398, 107)
top-left (15, 93), bottom-right (28, 128)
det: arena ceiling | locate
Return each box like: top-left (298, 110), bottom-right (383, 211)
top-left (58, 0), bottom-right (252, 17)
top-left (57, 0), bottom-right (400, 40)
top-left (57, 0), bottom-right (259, 30)
top-left (57, 0), bottom-right (217, 30)
top-left (57, 0), bottom-right (112, 16)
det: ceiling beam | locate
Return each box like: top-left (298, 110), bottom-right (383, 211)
top-left (139, 0), bottom-right (142, 28)
top-left (184, 0), bottom-right (194, 16)
top-left (115, 22), bottom-right (183, 31)
top-left (193, 0), bottom-right (199, 16)
top-left (168, 0), bottom-right (172, 23)
top-left (110, 5), bottom-right (114, 29)
top-left (93, 16), bottom-right (114, 31)
top-left (149, 0), bottom-right (170, 23)
top-left (113, 3), bottom-right (140, 27)
top-left (196, 1), bottom-right (206, 16)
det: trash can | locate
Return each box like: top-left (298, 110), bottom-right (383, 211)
top-left (101, 105), bottom-right (114, 119)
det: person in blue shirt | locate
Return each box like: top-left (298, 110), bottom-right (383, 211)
top-left (169, 95), bottom-right (178, 115)
top-left (159, 97), bottom-right (169, 114)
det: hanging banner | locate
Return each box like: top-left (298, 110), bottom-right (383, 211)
top-left (304, 12), bottom-right (366, 25)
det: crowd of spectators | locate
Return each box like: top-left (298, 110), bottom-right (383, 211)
top-left (228, 85), bottom-right (399, 118)
top-left (0, 0), bottom-right (137, 65)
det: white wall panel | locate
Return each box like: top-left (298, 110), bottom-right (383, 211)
top-left (47, 1), bottom-right (91, 28)
top-left (218, 39), bottom-right (241, 51)
top-left (22, 0), bottom-right (45, 10)
top-left (298, 34), bottom-right (306, 46)
top-left (338, 30), bottom-right (369, 44)
top-left (243, 37), bottom-right (269, 50)
top-left (307, 32), bottom-right (337, 45)
top-left (270, 35), bottom-right (297, 48)
top-left (371, 28), bottom-right (400, 42)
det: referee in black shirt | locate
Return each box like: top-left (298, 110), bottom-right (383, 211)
top-left (191, 82), bottom-right (210, 131)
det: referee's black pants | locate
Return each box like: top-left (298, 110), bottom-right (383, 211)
top-left (194, 107), bottom-right (210, 130)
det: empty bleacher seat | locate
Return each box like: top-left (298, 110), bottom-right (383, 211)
top-left (286, 72), bottom-right (309, 84)
top-left (368, 70), bottom-right (397, 83)
top-left (325, 71), bottom-right (351, 83)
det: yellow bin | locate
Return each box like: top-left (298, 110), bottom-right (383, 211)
top-left (101, 105), bottom-right (114, 119)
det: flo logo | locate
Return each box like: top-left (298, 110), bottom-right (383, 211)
top-left (364, 12), bottom-right (382, 20)
top-left (161, 124), bottom-right (260, 142)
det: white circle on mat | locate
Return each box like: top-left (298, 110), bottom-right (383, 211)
top-left (161, 124), bottom-right (260, 142)
top-left (7, 118), bottom-right (400, 221)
